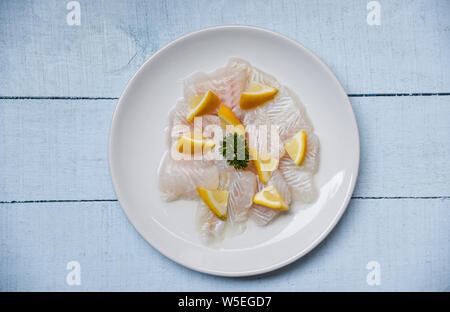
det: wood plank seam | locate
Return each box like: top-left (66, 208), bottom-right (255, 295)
top-left (1, 93), bottom-right (450, 100)
top-left (1, 196), bottom-right (449, 205)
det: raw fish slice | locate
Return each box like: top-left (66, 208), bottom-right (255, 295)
top-left (250, 204), bottom-right (279, 226)
top-left (279, 157), bottom-right (317, 203)
top-left (228, 58), bottom-right (281, 89)
top-left (183, 62), bottom-right (248, 110)
top-left (231, 104), bottom-right (247, 121)
top-left (279, 131), bottom-right (319, 174)
top-left (265, 87), bottom-right (313, 142)
top-left (230, 58), bottom-right (314, 144)
top-left (246, 121), bottom-right (284, 160)
top-left (241, 87), bottom-right (283, 160)
top-left (242, 103), bottom-right (269, 127)
top-left (245, 158), bottom-right (259, 176)
top-left (196, 202), bottom-right (226, 244)
top-left (250, 170), bottom-right (291, 226)
top-left (241, 87), bottom-right (312, 143)
top-left (214, 158), bottom-right (231, 173)
top-left (299, 132), bottom-right (320, 173)
top-left (230, 58), bottom-right (279, 121)
top-left (215, 159), bottom-right (234, 190)
top-left (167, 99), bottom-right (189, 145)
top-left (167, 99), bottom-right (222, 146)
top-left (218, 170), bottom-right (233, 190)
top-left (270, 170), bottom-right (292, 204)
top-left (168, 99), bottom-right (189, 129)
top-left (228, 171), bottom-right (257, 226)
top-left (158, 152), bottom-right (219, 201)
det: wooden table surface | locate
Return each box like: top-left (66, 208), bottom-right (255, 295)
top-left (0, 0), bottom-right (449, 291)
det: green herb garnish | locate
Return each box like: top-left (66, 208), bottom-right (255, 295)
top-left (220, 133), bottom-right (250, 170)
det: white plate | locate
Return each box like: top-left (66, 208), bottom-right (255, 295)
top-left (109, 25), bottom-right (360, 276)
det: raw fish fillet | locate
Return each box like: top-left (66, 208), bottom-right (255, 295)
top-left (158, 152), bottom-right (219, 201)
top-left (297, 131), bottom-right (320, 173)
top-left (168, 99), bottom-right (190, 131)
top-left (245, 120), bottom-right (285, 160)
top-left (251, 204), bottom-right (279, 226)
top-left (250, 170), bottom-right (291, 226)
top-left (264, 86), bottom-right (313, 142)
top-left (269, 170), bottom-right (292, 204)
top-left (232, 57), bottom-right (313, 142)
top-left (227, 171), bottom-right (257, 226)
top-left (196, 202), bottom-right (226, 244)
top-left (229, 57), bottom-right (280, 121)
top-left (196, 168), bottom-right (256, 241)
top-left (183, 60), bottom-right (248, 110)
top-left (229, 58), bottom-right (281, 89)
top-left (279, 156), bottom-right (317, 203)
top-left (216, 160), bottom-right (234, 190)
top-left (167, 99), bottom-right (221, 146)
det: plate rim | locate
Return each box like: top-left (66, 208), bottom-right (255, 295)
top-left (108, 25), bottom-right (360, 277)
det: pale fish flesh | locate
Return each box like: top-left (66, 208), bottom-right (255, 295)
top-left (158, 152), bottom-right (219, 201)
top-left (250, 170), bottom-right (292, 226)
top-left (279, 156), bottom-right (318, 202)
top-left (227, 171), bottom-right (257, 226)
top-left (183, 60), bottom-right (249, 110)
top-left (196, 201), bottom-right (226, 244)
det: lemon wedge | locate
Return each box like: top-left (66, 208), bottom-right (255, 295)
top-left (239, 82), bottom-right (278, 109)
top-left (250, 148), bottom-right (279, 184)
top-left (186, 90), bottom-right (220, 122)
top-left (284, 130), bottom-right (307, 166)
top-left (176, 133), bottom-right (215, 155)
top-left (197, 187), bottom-right (229, 220)
top-left (253, 185), bottom-right (289, 211)
top-left (217, 104), bottom-right (245, 135)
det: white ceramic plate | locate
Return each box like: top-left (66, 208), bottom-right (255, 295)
top-left (109, 25), bottom-right (359, 276)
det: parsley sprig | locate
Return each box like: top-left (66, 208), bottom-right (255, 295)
top-left (220, 133), bottom-right (250, 170)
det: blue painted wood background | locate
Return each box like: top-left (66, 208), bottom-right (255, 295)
top-left (1, 0), bottom-right (449, 291)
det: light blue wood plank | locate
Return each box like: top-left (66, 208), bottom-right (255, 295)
top-left (352, 96), bottom-right (450, 198)
top-left (0, 199), bottom-right (449, 291)
top-left (0, 99), bottom-right (116, 201)
top-left (1, 96), bottom-right (449, 201)
top-left (0, 0), bottom-right (449, 97)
